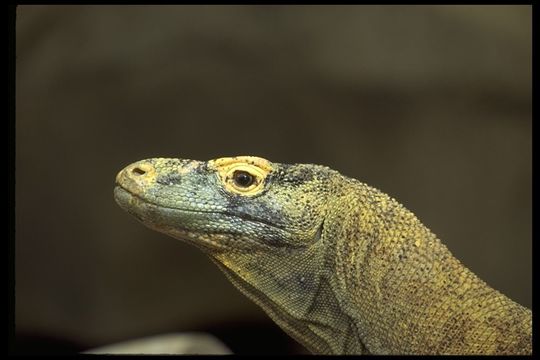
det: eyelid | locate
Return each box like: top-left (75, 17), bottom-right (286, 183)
top-left (220, 165), bottom-right (267, 196)
top-left (209, 158), bottom-right (273, 197)
top-left (228, 169), bottom-right (259, 189)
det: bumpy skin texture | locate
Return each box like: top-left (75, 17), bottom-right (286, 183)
top-left (114, 156), bottom-right (532, 355)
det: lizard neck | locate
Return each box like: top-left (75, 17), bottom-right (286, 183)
top-left (328, 181), bottom-right (531, 354)
top-left (210, 241), bottom-right (368, 354)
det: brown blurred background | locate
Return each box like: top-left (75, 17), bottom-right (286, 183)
top-left (14, 5), bottom-right (531, 354)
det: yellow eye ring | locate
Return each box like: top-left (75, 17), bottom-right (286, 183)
top-left (223, 165), bottom-right (265, 195)
top-left (209, 156), bottom-right (273, 196)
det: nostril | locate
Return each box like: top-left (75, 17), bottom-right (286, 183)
top-left (132, 167), bottom-right (146, 176)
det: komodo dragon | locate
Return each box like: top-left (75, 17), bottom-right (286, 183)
top-left (114, 156), bottom-right (531, 355)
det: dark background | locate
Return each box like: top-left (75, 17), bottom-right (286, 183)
top-left (15, 5), bottom-right (531, 354)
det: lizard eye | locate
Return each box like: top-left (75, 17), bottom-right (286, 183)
top-left (233, 170), bottom-right (255, 188)
top-left (211, 157), bottom-right (272, 197)
top-left (224, 167), bottom-right (265, 195)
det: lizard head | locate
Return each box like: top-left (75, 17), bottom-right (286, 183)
top-left (114, 156), bottom-right (340, 252)
top-left (114, 155), bottom-right (351, 352)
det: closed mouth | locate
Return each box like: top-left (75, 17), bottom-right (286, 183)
top-left (113, 185), bottom-right (287, 231)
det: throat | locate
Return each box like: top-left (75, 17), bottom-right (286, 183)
top-left (209, 255), bottom-right (367, 354)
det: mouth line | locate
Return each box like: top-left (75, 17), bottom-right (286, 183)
top-left (114, 185), bottom-right (287, 231)
top-left (115, 185), bottom-right (223, 215)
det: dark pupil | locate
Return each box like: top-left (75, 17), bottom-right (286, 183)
top-left (233, 171), bottom-right (254, 187)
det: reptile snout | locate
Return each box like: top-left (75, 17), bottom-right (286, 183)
top-left (115, 161), bottom-right (157, 195)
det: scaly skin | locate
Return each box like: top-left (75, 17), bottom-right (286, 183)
top-left (114, 156), bottom-right (531, 355)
